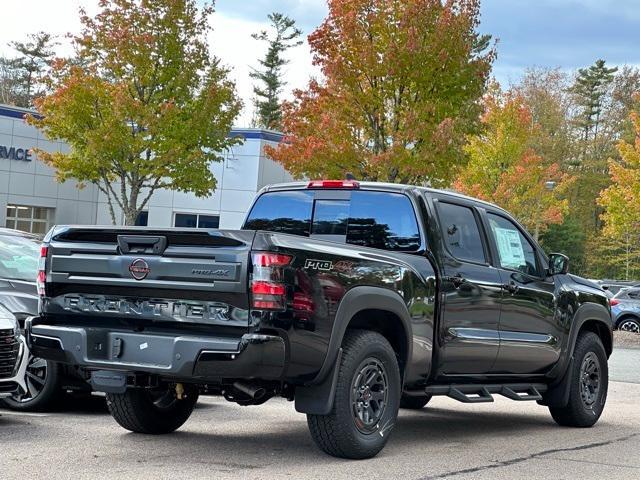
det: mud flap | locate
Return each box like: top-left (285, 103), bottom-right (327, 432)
top-left (295, 349), bottom-right (342, 415)
top-left (538, 355), bottom-right (573, 408)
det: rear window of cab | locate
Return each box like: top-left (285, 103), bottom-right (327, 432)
top-left (243, 190), bottom-right (421, 252)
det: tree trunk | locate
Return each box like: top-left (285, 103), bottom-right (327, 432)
top-left (123, 208), bottom-right (139, 226)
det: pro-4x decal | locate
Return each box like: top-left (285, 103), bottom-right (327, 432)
top-left (304, 259), bottom-right (333, 271)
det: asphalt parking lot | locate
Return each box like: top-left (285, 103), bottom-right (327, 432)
top-left (1, 348), bottom-right (638, 480)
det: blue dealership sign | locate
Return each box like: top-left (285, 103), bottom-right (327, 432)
top-left (0, 145), bottom-right (32, 161)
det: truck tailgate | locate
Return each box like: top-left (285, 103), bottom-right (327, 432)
top-left (42, 227), bottom-right (256, 327)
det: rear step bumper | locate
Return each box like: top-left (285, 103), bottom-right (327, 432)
top-left (26, 321), bottom-right (285, 382)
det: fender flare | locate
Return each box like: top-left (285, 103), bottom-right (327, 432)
top-left (295, 286), bottom-right (413, 415)
top-left (566, 303), bottom-right (613, 359)
top-left (540, 302), bottom-right (612, 408)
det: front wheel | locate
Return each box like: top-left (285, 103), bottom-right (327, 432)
top-left (307, 330), bottom-right (401, 459)
top-left (106, 384), bottom-right (198, 434)
top-left (549, 332), bottom-right (608, 428)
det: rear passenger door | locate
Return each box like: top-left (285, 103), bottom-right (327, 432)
top-left (483, 211), bottom-right (560, 374)
top-left (431, 197), bottom-right (502, 375)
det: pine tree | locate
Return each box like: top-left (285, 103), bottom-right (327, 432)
top-left (569, 59), bottom-right (617, 151)
top-left (6, 32), bottom-right (56, 107)
top-left (250, 13), bottom-right (302, 130)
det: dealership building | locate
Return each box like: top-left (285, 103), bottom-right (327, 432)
top-left (0, 103), bottom-right (291, 234)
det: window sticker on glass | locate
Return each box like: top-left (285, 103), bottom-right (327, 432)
top-left (493, 227), bottom-right (525, 269)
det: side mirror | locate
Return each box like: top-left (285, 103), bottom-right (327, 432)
top-left (547, 253), bottom-right (569, 275)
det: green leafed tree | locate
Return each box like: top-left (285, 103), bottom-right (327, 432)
top-left (539, 217), bottom-right (586, 274)
top-left (29, 0), bottom-right (242, 225)
top-left (250, 12), bottom-right (303, 130)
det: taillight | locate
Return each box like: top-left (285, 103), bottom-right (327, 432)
top-left (252, 281), bottom-right (286, 296)
top-left (250, 252), bottom-right (292, 310)
top-left (37, 245), bottom-right (48, 296)
top-left (307, 180), bottom-right (360, 189)
top-left (253, 253), bottom-right (292, 267)
top-left (610, 298), bottom-right (620, 306)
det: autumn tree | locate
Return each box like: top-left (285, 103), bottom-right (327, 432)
top-left (598, 98), bottom-right (640, 279)
top-left (454, 90), bottom-right (570, 239)
top-left (0, 32), bottom-right (56, 107)
top-left (609, 66), bottom-right (640, 144)
top-left (250, 13), bottom-right (302, 130)
top-left (515, 68), bottom-right (574, 169)
top-left (29, 0), bottom-right (241, 225)
top-left (267, 0), bottom-right (494, 185)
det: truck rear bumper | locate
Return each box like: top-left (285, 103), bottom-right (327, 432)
top-left (27, 321), bottom-right (286, 382)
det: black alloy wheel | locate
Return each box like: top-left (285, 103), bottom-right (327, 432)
top-left (351, 358), bottom-right (388, 434)
top-left (579, 352), bottom-right (601, 408)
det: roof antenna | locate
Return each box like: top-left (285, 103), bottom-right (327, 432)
top-left (345, 172), bottom-right (356, 181)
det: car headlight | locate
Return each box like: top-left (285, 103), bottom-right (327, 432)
top-left (0, 303), bottom-right (20, 337)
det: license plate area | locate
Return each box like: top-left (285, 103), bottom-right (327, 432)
top-left (111, 333), bottom-right (174, 367)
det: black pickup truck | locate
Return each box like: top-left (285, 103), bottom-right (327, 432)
top-left (27, 180), bottom-right (612, 459)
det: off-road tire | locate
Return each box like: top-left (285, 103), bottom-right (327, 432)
top-left (400, 394), bottom-right (432, 410)
top-left (106, 385), bottom-right (198, 434)
top-left (549, 332), bottom-right (608, 428)
top-left (307, 330), bottom-right (401, 459)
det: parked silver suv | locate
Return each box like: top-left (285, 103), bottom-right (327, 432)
top-left (610, 288), bottom-right (640, 333)
top-left (0, 304), bottom-right (28, 398)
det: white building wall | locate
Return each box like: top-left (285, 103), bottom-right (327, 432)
top-left (0, 105), bottom-right (100, 231)
top-left (0, 105), bottom-right (289, 233)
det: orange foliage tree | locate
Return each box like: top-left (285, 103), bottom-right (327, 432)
top-left (597, 101), bottom-right (640, 278)
top-left (454, 89), bottom-right (571, 239)
top-left (266, 0), bottom-right (495, 186)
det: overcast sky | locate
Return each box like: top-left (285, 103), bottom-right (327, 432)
top-left (1, 0), bottom-right (639, 126)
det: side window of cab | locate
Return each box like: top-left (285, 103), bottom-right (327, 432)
top-left (486, 213), bottom-right (543, 277)
top-left (434, 201), bottom-right (487, 264)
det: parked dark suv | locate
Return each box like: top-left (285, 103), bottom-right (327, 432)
top-left (29, 181), bottom-right (612, 458)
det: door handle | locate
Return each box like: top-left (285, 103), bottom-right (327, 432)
top-left (447, 274), bottom-right (465, 288)
top-left (502, 282), bottom-right (519, 294)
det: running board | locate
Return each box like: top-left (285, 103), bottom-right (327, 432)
top-left (424, 383), bottom-right (546, 404)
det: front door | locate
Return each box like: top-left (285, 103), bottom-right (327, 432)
top-left (432, 199), bottom-right (502, 375)
top-left (484, 212), bottom-right (561, 374)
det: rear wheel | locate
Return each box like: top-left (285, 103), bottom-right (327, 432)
top-left (307, 330), bottom-right (401, 459)
top-left (106, 384), bottom-right (198, 434)
top-left (2, 356), bottom-right (61, 411)
top-left (400, 394), bottom-right (432, 410)
top-left (549, 332), bottom-right (608, 427)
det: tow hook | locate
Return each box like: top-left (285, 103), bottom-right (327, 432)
top-left (175, 383), bottom-right (185, 400)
